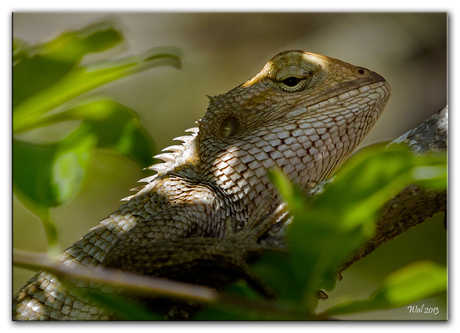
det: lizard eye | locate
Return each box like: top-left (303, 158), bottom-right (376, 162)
top-left (283, 77), bottom-right (301, 87)
top-left (277, 76), bottom-right (309, 92)
top-left (219, 116), bottom-right (241, 139)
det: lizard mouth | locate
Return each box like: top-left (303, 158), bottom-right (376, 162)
top-left (283, 74), bottom-right (391, 120)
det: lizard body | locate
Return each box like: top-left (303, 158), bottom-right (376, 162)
top-left (13, 50), bottom-right (391, 320)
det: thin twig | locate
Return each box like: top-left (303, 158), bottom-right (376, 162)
top-left (13, 249), bottom-right (294, 317)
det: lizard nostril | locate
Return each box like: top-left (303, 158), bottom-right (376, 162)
top-left (355, 67), bottom-right (369, 77)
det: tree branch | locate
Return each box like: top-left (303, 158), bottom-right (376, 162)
top-left (13, 249), bottom-right (292, 317)
top-left (339, 106), bottom-right (447, 271)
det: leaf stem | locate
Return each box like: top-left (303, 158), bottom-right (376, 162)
top-left (39, 212), bottom-right (60, 256)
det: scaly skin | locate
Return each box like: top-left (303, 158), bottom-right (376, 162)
top-left (13, 50), bottom-right (391, 320)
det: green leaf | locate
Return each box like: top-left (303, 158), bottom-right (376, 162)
top-left (196, 281), bottom-right (270, 320)
top-left (81, 290), bottom-right (162, 321)
top-left (13, 47), bottom-right (181, 133)
top-left (13, 127), bottom-right (97, 252)
top-left (18, 100), bottom-right (156, 167)
top-left (269, 169), bottom-right (370, 310)
top-left (39, 211), bottom-right (61, 256)
top-left (313, 145), bottom-right (411, 228)
top-left (196, 280), bottom-right (297, 321)
top-left (196, 304), bottom-right (276, 321)
top-left (266, 144), bottom-right (447, 313)
top-left (321, 261), bottom-right (447, 317)
top-left (13, 20), bottom-right (124, 112)
top-left (85, 106), bottom-right (155, 167)
top-left (410, 153), bottom-right (448, 190)
top-left (13, 98), bottom-right (156, 212)
top-left (13, 20), bottom-right (181, 134)
top-left (13, 37), bottom-right (30, 65)
top-left (63, 100), bottom-right (156, 166)
top-left (12, 20), bottom-right (176, 251)
top-left (13, 126), bottom-right (97, 213)
top-left (269, 170), bottom-right (306, 214)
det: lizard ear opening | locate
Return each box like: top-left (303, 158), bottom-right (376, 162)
top-left (219, 116), bottom-right (241, 139)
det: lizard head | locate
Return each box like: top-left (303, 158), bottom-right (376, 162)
top-left (135, 50), bottom-right (391, 223)
top-left (194, 50), bottom-right (391, 208)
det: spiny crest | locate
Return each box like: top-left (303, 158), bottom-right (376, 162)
top-left (121, 127), bottom-right (199, 201)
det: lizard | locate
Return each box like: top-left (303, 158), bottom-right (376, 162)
top-left (13, 50), bottom-right (392, 320)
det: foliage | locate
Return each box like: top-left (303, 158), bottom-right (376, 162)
top-left (13, 20), bottom-right (181, 253)
top-left (321, 261), bottom-right (447, 317)
top-left (196, 144), bottom-right (447, 320)
top-left (13, 21), bottom-right (446, 321)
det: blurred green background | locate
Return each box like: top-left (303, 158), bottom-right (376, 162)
top-left (12, 12), bottom-right (447, 320)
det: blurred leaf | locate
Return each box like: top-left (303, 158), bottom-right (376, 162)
top-left (13, 126), bottom-right (97, 212)
top-left (252, 251), bottom-right (306, 304)
top-left (39, 212), bottom-right (61, 256)
top-left (13, 20), bottom-right (176, 252)
top-left (36, 100), bottom-right (156, 166)
top-left (196, 286), bottom-right (267, 320)
top-left (196, 304), bottom-right (277, 321)
top-left (196, 279), bottom-right (298, 320)
top-left (13, 37), bottom-right (30, 65)
top-left (265, 144), bottom-right (447, 313)
top-left (269, 169), bottom-right (306, 214)
top-left (13, 20), bottom-right (123, 112)
top-left (83, 103), bottom-right (155, 167)
top-left (80, 289), bottom-right (162, 321)
top-left (13, 99), bottom-right (156, 212)
top-left (13, 19), bottom-right (181, 134)
top-left (410, 153), bottom-right (448, 189)
top-left (13, 127), bottom-right (96, 253)
top-left (269, 169), bottom-right (371, 311)
top-left (321, 261), bottom-right (447, 317)
top-left (13, 47), bottom-right (181, 133)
